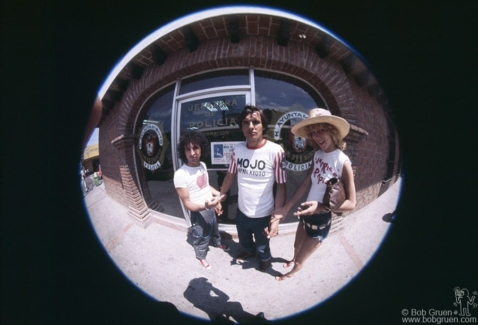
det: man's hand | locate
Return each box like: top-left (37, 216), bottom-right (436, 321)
top-left (218, 192), bottom-right (228, 202)
top-left (263, 207), bottom-right (288, 238)
top-left (207, 194), bottom-right (226, 206)
top-left (270, 207), bottom-right (286, 223)
top-left (263, 218), bottom-right (281, 238)
top-left (214, 202), bottom-right (223, 216)
top-left (205, 194), bottom-right (226, 210)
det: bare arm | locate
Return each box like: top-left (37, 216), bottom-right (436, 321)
top-left (265, 169), bottom-right (311, 238)
top-left (209, 185), bottom-right (221, 197)
top-left (264, 182), bottom-right (287, 238)
top-left (272, 167), bottom-right (313, 219)
top-left (333, 160), bottom-right (356, 211)
top-left (176, 187), bottom-right (224, 212)
top-left (209, 185), bottom-right (225, 216)
top-left (219, 172), bottom-right (236, 199)
top-left (274, 183), bottom-right (286, 210)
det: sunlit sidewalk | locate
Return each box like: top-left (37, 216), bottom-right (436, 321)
top-left (84, 178), bottom-right (401, 322)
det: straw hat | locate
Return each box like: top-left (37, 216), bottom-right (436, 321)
top-left (291, 108), bottom-right (350, 140)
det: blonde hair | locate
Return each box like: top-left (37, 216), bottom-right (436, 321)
top-left (305, 123), bottom-right (347, 151)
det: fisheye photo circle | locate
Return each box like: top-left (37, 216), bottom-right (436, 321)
top-left (81, 6), bottom-right (402, 323)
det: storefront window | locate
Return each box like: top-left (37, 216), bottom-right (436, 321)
top-left (138, 70), bottom-right (328, 224)
top-left (254, 72), bottom-right (324, 173)
top-left (254, 72), bottom-right (325, 223)
top-left (137, 86), bottom-right (179, 216)
top-left (179, 69), bottom-right (249, 95)
top-left (254, 72), bottom-right (323, 112)
top-left (178, 93), bottom-right (247, 169)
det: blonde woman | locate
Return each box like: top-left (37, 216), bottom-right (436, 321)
top-left (271, 108), bottom-right (356, 281)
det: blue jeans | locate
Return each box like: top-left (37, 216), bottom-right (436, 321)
top-left (190, 210), bottom-right (221, 259)
top-left (235, 209), bottom-right (271, 261)
top-left (299, 212), bottom-right (332, 242)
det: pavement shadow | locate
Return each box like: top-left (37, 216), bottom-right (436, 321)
top-left (183, 277), bottom-right (269, 324)
top-left (231, 254), bottom-right (289, 278)
top-left (382, 210), bottom-right (397, 223)
top-left (185, 233), bottom-right (287, 278)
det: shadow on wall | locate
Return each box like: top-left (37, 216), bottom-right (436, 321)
top-left (183, 277), bottom-right (269, 324)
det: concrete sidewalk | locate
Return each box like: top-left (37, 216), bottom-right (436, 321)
top-left (84, 178), bottom-right (401, 323)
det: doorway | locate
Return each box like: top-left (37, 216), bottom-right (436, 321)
top-left (174, 92), bottom-right (250, 225)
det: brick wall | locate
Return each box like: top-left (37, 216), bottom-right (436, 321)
top-left (99, 14), bottom-right (398, 221)
top-left (345, 78), bottom-right (390, 210)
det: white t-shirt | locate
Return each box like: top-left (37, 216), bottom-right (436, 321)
top-left (306, 149), bottom-right (351, 203)
top-left (173, 162), bottom-right (212, 205)
top-left (228, 140), bottom-right (286, 218)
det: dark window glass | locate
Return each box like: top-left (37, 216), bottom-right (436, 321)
top-left (179, 70), bottom-right (249, 95)
top-left (137, 71), bottom-right (330, 225)
top-left (179, 94), bottom-right (246, 169)
top-left (254, 71), bottom-right (326, 224)
top-left (138, 86), bottom-right (179, 216)
top-left (144, 88), bottom-right (174, 134)
top-left (254, 71), bottom-right (325, 112)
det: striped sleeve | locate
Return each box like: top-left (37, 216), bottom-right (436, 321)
top-left (228, 148), bottom-right (237, 173)
top-left (274, 150), bottom-right (287, 184)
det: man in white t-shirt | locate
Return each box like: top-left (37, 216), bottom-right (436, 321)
top-left (174, 131), bottom-right (228, 270)
top-left (220, 106), bottom-right (287, 272)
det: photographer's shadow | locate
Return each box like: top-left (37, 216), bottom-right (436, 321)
top-left (183, 277), bottom-right (267, 324)
top-left (382, 210), bottom-right (397, 223)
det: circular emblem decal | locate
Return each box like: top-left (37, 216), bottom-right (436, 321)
top-left (138, 124), bottom-right (164, 170)
top-left (274, 111), bottom-right (314, 171)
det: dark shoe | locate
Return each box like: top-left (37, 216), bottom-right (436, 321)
top-left (256, 312), bottom-right (265, 319)
top-left (216, 244), bottom-right (230, 252)
top-left (259, 259), bottom-right (271, 272)
top-left (236, 251), bottom-right (256, 261)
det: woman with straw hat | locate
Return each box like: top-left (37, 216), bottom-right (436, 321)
top-left (271, 108), bottom-right (356, 281)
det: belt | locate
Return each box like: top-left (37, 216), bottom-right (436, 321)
top-left (304, 217), bottom-right (331, 230)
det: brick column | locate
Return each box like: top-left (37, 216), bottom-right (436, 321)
top-left (119, 165), bottom-right (151, 228)
top-left (111, 134), bottom-right (152, 228)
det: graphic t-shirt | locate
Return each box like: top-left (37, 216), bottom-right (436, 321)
top-left (228, 140), bottom-right (286, 218)
top-left (306, 149), bottom-right (350, 203)
top-left (173, 162), bottom-right (212, 205)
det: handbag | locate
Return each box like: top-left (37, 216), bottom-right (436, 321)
top-left (323, 177), bottom-right (346, 211)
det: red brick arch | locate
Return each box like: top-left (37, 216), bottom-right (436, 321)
top-left (99, 13), bottom-right (398, 226)
top-left (119, 35), bottom-right (356, 138)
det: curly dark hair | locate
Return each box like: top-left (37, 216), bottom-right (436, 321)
top-left (237, 105), bottom-right (270, 135)
top-left (177, 130), bottom-right (210, 163)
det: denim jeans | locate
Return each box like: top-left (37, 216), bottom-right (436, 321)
top-left (235, 209), bottom-right (271, 261)
top-left (299, 212), bottom-right (332, 242)
top-left (190, 209), bottom-right (221, 259)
